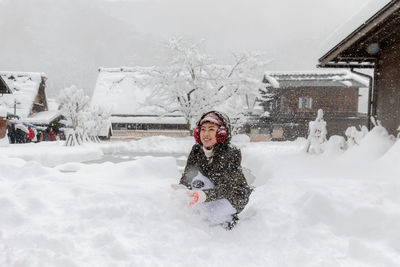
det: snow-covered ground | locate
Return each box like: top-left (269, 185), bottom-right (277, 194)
top-left (1, 131), bottom-right (400, 267)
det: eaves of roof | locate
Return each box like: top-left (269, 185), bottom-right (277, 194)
top-left (319, 0), bottom-right (400, 68)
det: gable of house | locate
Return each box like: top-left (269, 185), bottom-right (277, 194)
top-left (0, 76), bottom-right (12, 94)
top-left (318, 0), bottom-right (400, 134)
top-left (319, 0), bottom-right (398, 68)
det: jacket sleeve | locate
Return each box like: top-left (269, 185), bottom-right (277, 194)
top-left (202, 148), bottom-right (252, 213)
top-left (179, 145), bottom-right (198, 188)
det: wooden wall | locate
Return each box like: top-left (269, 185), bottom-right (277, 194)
top-left (375, 41), bottom-right (400, 135)
top-left (0, 116), bottom-right (7, 138)
top-left (280, 87), bottom-right (359, 116)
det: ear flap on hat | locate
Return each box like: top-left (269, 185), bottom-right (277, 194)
top-left (194, 126), bottom-right (201, 144)
top-left (216, 126), bottom-right (227, 143)
top-left (194, 125), bottom-right (227, 144)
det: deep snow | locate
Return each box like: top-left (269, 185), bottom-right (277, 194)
top-left (1, 132), bottom-right (400, 267)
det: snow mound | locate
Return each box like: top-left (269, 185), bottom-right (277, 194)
top-left (323, 135), bottom-right (347, 156)
top-left (1, 142), bottom-right (104, 167)
top-left (343, 126), bottom-right (395, 161)
top-left (0, 136), bottom-right (9, 147)
top-left (378, 139), bottom-right (400, 173)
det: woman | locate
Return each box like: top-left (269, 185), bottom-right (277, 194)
top-left (173, 111), bottom-right (252, 229)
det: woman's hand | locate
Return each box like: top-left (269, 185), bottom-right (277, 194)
top-left (187, 190), bottom-right (206, 206)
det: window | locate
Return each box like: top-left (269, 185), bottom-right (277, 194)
top-left (112, 123), bottom-right (127, 130)
top-left (299, 97), bottom-right (312, 109)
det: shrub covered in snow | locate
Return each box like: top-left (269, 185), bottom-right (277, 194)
top-left (323, 135), bottom-right (347, 155)
top-left (343, 125), bottom-right (396, 161)
top-left (345, 125), bottom-right (368, 148)
top-left (304, 109), bottom-right (327, 154)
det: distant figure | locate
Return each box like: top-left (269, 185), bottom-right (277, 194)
top-left (15, 128), bottom-right (26, 143)
top-left (48, 127), bottom-right (56, 141)
top-left (36, 130), bottom-right (43, 143)
top-left (25, 127), bottom-right (34, 143)
top-left (7, 123), bottom-right (16, 144)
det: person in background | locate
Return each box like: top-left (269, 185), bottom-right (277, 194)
top-left (6, 122), bottom-right (16, 144)
top-left (172, 111), bottom-right (252, 230)
top-left (48, 127), bottom-right (56, 141)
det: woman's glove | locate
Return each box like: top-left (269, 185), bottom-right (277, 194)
top-left (187, 190), bottom-right (206, 206)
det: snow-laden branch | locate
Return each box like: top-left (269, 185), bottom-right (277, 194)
top-left (143, 37), bottom-right (270, 130)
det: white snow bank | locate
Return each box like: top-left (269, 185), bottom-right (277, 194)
top-left (1, 142), bottom-right (103, 167)
top-left (323, 135), bottom-right (347, 156)
top-left (377, 139), bottom-right (400, 175)
top-left (342, 126), bottom-right (395, 161)
top-left (0, 136), bottom-right (9, 147)
top-left (97, 134), bottom-right (251, 155)
top-left (1, 134), bottom-right (400, 266)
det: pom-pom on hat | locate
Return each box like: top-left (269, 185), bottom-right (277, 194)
top-left (199, 112), bottom-right (224, 127)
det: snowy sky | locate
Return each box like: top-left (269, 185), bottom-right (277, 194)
top-left (0, 0), bottom-right (372, 96)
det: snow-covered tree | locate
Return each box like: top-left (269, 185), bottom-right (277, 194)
top-left (145, 37), bottom-right (269, 130)
top-left (83, 106), bottom-right (111, 143)
top-left (304, 109), bottom-right (328, 154)
top-left (58, 85), bottom-right (90, 146)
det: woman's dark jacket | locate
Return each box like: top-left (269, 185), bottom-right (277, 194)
top-left (179, 142), bottom-right (252, 213)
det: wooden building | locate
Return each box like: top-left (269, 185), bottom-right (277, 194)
top-left (0, 106), bottom-right (6, 139)
top-left (0, 72), bottom-right (62, 142)
top-left (318, 0), bottom-right (400, 135)
top-left (0, 77), bottom-right (10, 138)
top-left (0, 71), bottom-right (48, 118)
top-left (91, 67), bottom-right (190, 140)
top-left (249, 70), bottom-right (369, 140)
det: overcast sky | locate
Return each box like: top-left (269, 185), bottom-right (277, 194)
top-left (0, 0), bottom-right (370, 96)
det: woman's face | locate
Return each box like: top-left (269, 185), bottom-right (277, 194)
top-left (200, 122), bottom-right (219, 149)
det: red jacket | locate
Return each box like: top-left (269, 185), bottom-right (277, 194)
top-left (26, 128), bottom-right (34, 139)
top-left (49, 129), bottom-right (56, 141)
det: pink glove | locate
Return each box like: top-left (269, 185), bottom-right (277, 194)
top-left (187, 190), bottom-right (206, 206)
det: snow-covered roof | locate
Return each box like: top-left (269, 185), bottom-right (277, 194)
top-left (263, 70), bottom-right (369, 89)
top-left (47, 98), bottom-right (60, 111)
top-left (0, 71), bottom-right (46, 118)
top-left (21, 110), bottom-right (62, 125)
top-left (91, 67), bottom-right (171, 116)
top-left (110, 116), bottom-right (186, 124)
top-left (319, 0), bottom-right (395, 65)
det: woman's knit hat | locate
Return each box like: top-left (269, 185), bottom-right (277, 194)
top-left (199, 112), bottom-right (224, 127)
